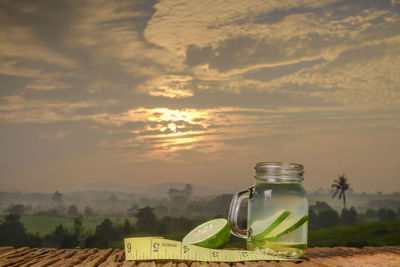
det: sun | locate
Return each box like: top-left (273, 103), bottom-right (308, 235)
top-left (130, 108), bottom-right (212, 152)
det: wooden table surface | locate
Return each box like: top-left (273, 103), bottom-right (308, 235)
top-left (1, 246), bottom-right (400, 267)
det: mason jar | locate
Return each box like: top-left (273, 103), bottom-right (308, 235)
top-left (228, 162), bottom-right (308, 258)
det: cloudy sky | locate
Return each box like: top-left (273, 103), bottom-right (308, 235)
top-left (1, 0), bottom-right (400, 193)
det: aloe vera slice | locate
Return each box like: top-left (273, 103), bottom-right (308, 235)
top-left (264, 214), bottom-right (308, 242)
top-left (250, 210), bottom-right (291, 241)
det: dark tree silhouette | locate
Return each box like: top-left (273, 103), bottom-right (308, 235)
top-left (206, 194), bottom-right (233, 217)
top-left (127, 204), bottom-right (139, 217)
top-left (331, 174), bottom-right (350, 209)
top-left (45, 224), bottom-right (78, 248)
top-left (167, 184), bottom-right (193, 203)
top-left (85, 219), bottom-right (114, 248)
top-left (134, 207), bottom-right (157, 233)
top-left (51, 191), bottom-right (63, 204)
top-left (67, 205), bottom-right (79, 216)
top-left (309, 201), bottom-right (333, 213)
top-left (156, 216), bottom-right (195, 239)
top-left (122, 219), bottom-right (136, 236)
top-left (378, 208), bottom-right (397, 221)
top-left (341, 207), bottom-right (358, 225)
top-left (317, 210), bottom-right (339, 227)
top-left (0, 214), bottom-right (28, 247)
top-left (308, 208), bottom-right (318, 230)
top-left (184, 184), bottom-right (193, 198)
top-left (7, 204), bottom-right (27, 216)
top-left (73, 217), bottom-right (83, 241)
top-left (364, 208), bottom-right (378, 220)
top-left (84, 206), bottom-right (94, 216)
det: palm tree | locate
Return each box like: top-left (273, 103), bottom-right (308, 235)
top-left (331, 174), bottom-right (350, 209)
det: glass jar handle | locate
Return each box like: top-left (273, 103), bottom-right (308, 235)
top-left (228, 187), bottom-right (254, 239)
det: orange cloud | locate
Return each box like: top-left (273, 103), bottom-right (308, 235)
top-left (141, 75), bottom-right (194, 98)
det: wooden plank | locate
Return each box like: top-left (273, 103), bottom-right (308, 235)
top-left (51, 248), bottom-right (99, 267)
top-left (31, 249), bottom-right (80, 267)
top-left (98, 249), bottom-right (125, 267)
top-left (0, 247), bottom-right (14, 256)
top-left (0, 247), bottom-right (32, 260)
top-left (0, 246), bottom-right (399, 266)
top-left (11, 248), bottom-right (57, 267)
top-left (23, 249), bottom-right (71, 267)
top-left (77, 248), bottom-right (113, 267)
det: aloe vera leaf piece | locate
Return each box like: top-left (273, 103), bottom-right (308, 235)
top-left (252, 239), bottom-right (265, 247)
top-left (251, 210), bottom-right (291, 241)
top-left (264, 214), bottom-right (308, 242)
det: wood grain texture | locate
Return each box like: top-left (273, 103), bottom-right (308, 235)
top-left (0, 246), bottom-right (399, 267)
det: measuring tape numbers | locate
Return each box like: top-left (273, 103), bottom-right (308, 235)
top-left (124, 237), bottom-right (290, 262)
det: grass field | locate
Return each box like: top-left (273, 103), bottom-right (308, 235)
top-left (309, 220), bottom-right (400, 247)
top-left (1, 215), bottom-right (135, 236)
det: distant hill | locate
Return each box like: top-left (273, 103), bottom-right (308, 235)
top-left (74, 181), bottom-right (228, 197)
top-left (1, 185), bottom-right (398, 215)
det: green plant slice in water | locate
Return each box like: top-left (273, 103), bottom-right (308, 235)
top-left (182, 218), bottom-right (230, 249)
top-left (250, 210), bottom-right (291, 241)
top-left (264, 214), bottom-right (308, 242)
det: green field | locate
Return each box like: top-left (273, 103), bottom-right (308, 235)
top-left (0, 215), bottom-right (135, 236)
top-left (309, 220), bottom-right (400, 247)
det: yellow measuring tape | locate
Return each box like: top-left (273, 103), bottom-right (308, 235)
top-left (124, 237), bottom-right (290, 262)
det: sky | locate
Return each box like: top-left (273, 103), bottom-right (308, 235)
top-left (1, 0), bottom-right (400, 193)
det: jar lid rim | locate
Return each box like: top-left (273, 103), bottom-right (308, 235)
top-left (255, 162), bottom-right (303, 169)
top-left (254, 162), bottom-right (304, 181)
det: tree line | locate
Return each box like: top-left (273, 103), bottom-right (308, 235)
top-left (0, 207), bottom-right (203, 249)
top-left (309, 201), bottom-right (399, 229)
top-left (1, 202), bottom-right (400, 249)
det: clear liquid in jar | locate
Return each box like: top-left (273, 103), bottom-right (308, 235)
top-left (247, 182), bottom-right (308, 258)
